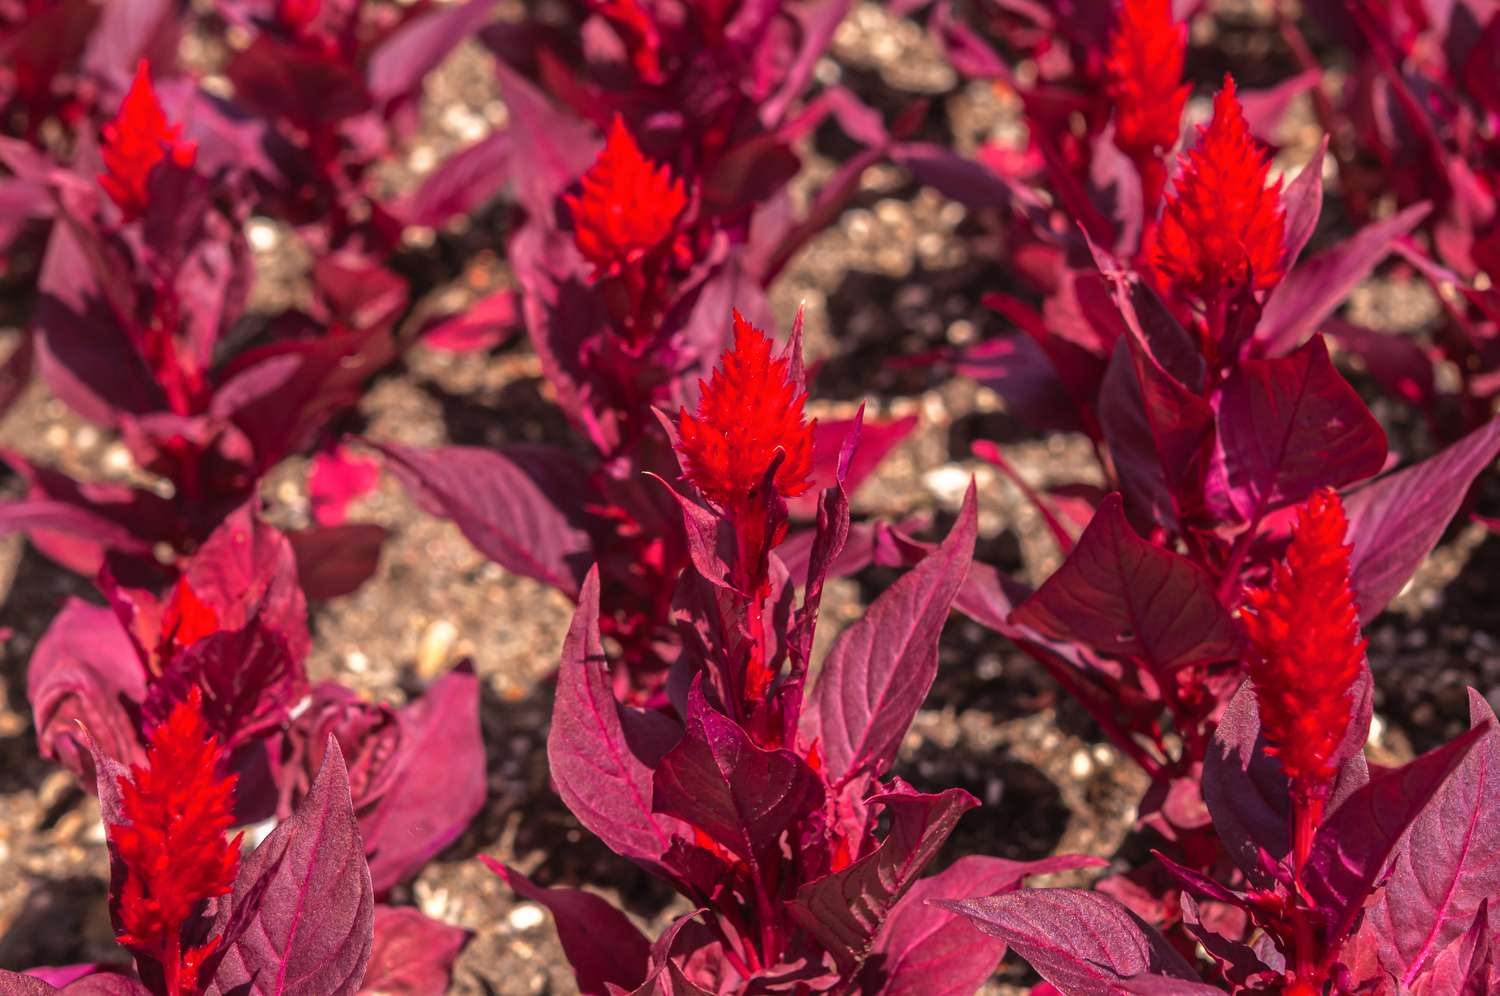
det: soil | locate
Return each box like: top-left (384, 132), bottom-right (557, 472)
top-left (2, 2), bottom-right (1499, 994)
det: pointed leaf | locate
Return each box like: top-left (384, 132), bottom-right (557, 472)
top-left (360, 906), bottom-right (469, 996)
top-left (206, 743), bottom-right (374, 996)
top-left (1258, 202), bottom-right (1431, 355)
top-left (789, 787), bottom-right (978, 972)
top-left (804, 484), bottom-right (976, 781)
top-left (360, 665), bottom-right (487, 894)
top-left (375, 442), bottom-right (592, 599)
top-left (859, 854), bottom-right (1107, 996)
top-left (937, 888), bottom-right (1204, 995)
top-left (484, 861), bottom-right (650, 996)
top-left (1366, 691), bottom-right (1500, 985)
top-left (1011, 494), bottom-right (1240, 672)
top-left (1304, 724), bottom-right (1489, 944)
top-left (652, 681), bottom-right (823, 862)
top-left (1342, 417), bottom-right (1500, 622)
top-left (1209, 335), bottom-right (1387, 521)
top-left (548, 569), bottom-right (681, 866)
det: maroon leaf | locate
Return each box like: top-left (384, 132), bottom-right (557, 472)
top-left (790, 787), bottom-right (978, 972)
top-left (1342, 416), bottom-right (1500, 622)
top-left (1208, 335), bottom-right (1387, 522)
top-left (1257, 202), bottom-right (1431, 355)
top-left (0, 973), bottom-right (155, 995)
top-left (548, 569), bottom-right (682, 867)
top-left (859, 854), bottom-right (1107, 996)
top-left (937, 888), bottom-right (1205, 995)
top-left (286, 524), bottom-right (388, 601)
top-left (359, 906), bottom-right (469, 996)
top-left (1407, 901), bottom-right (1497, 996)
top-left (803, 483), bottom-right (976, 781)
top-left (417, 289), bottom-right (520, 353)
top-left (395, 132), bottom-right (514, 231)
top-left (184, 505), bottom-right (310, 663)
top-left (308, 448), bottom-right (380, 528)
top-left (365, 0), bottom-right (500, 106)
top-left (1203, 678), bottom-right (1371, 888)
top-left (483, 861), bottom-right (651, 996)
top-left (1011, 494), bottom-right (1240, 673)
top-left (28, 599), bottom-right (147, 788)
top-left (1277, 139), bottom-right (1328, 269)
top-left (1365, 691), bottom-right (1500, 986)
top-left (375, 441), bottom-right (592, 599)
top-left (359, 664), bottom-right (487, 894)
top-left (206, 741), bottom-right (374, 996)
top-left (652, 680), bottom-right (824, 862)
top-left (1304, 723), bottom-right (1489, 945)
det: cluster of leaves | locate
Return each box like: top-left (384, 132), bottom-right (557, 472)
top-left (375, 0), bottom-right (928, 697)
top-left (0, 1), bottom-right (508, 991)
top-left (6, 0), bottom-right (1500, 994)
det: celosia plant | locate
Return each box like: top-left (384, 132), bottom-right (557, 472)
top-left (943, 489), bottom-right (1499, 994)
top-left (486, 318), bottom-right (1101, 993)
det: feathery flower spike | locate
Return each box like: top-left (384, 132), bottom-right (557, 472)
top-left (1241, 487), bottom-right (1367, 791)
top-left (99, 60), bottom-right (198, 222)
top-left (677, 312), bottom-right (815, 512)
top-left (112, 686), bottom-right (241, 996)
top-left (1105, 0), bottom-right (1189, 161)
top-left (1151, 75), bottom-right (1286, 301)
top-left (566, 116), bottom-right (687, 282)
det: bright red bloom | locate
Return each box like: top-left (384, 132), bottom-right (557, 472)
top-left (156, 578), bottom-right (220, 671)
top-left (278, 0), bottom-right (322, 35)
top-left (1105, 0), bottom-right (1189, 160)
top-left (1151, 76), bottom-right (1287, 301)
top-left (113, 686), bottom-right (241, 996)
top-left (677, 312), bottom-right (815, 511)
top-left (1242, 488), bottom-right (1367, 791)
top-left (566, 116), bottom-right (687, 282)
top-left (99, 60), bottom-right (198, 222)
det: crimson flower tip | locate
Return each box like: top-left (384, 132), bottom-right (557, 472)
top-left (676, 312), bottom-right (815, 511)
top-left (1151, 74), bottom-right (1287, 302)
top-left (1242, 487), bottom-right (1367, 792)
top-left (1106, 0), bottom-right (1189, 159)
top-left (98, 60), bottom-right (198, 223)
top-left (565, 115), bottom-right (687, 281)
top-left (112, 685), bottom-right (240, 996)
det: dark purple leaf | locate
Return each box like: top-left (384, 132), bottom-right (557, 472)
top-left (286, 524), bottom-right (388, 601)
top-left (549, 569), bottom-right (682, 867)
top-left (142, 621), bottom-right (303, 749)
top-left (0, 972), bottom-right (155, 995)
top-left (790, 787), bottom-right (978, 972)
top-left (1304, 724), bottom-right (1489, 945)
top-left (1208, 335), bottom-right (1387, 522)
top-left (417, 289), bottom-right (520, 353)
top-left (937, 888), bottom-right (1204, 995)
top-left (1257, 202), bottom-right (1431, 355)
top-left (1365, 691), bottom-right (1500, 986)
top-left (206, 742), bottom-right (374, 996)
top-left (359, 665), bottom-right (487, 894)
top-left (374, 441), bottom-right (592, 599)
top-left (1011, 494), bottom-right (1240, 673)
top-left (653, 680), bottom-right (823, 861)
top-left (395, 132), bottom-right (514, 230)
top-left (1407, 901), bottom-right (1496, 996)
top-left (28, 599), bottom-right (146, 788)
top-left (359, 906), bottom-right (469, 996)
top-left (483, 861), bottom-right (651, 996)
top-left (804, 483), bottom-right (976, 781)
top-left (1342, 417), bottom-right (1500, 622)
top-left (1278, 139), bottom-right (1328, 268)
top-left (366, 0), bottom-right (500, 105)
top-left (492, 62), bottom-right (598, 219)
top-left (1203, 679), bottom-right (1371, 888)
top-left (1325, 318), bottom-right (1437, 409)
top-left (859, 854), bottom-right (1106, 996)
top-left (184, 505), bottom-right (310, 663)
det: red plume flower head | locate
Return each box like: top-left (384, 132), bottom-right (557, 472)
top-left (677, 312), bottom-right (815, 512)
top-left (112, 685), bottom-right (241, 996)
top-left (1242, 487), bottom-right (1367, 791)
top-left (1105, 0), bottom-right (1189, 160)
top-left (566, 116), bottom-right (688, 282)
top-left (99, 60), bottom-right (198, 223)
top-left (1151, 75), bottom-right (1287, 301)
